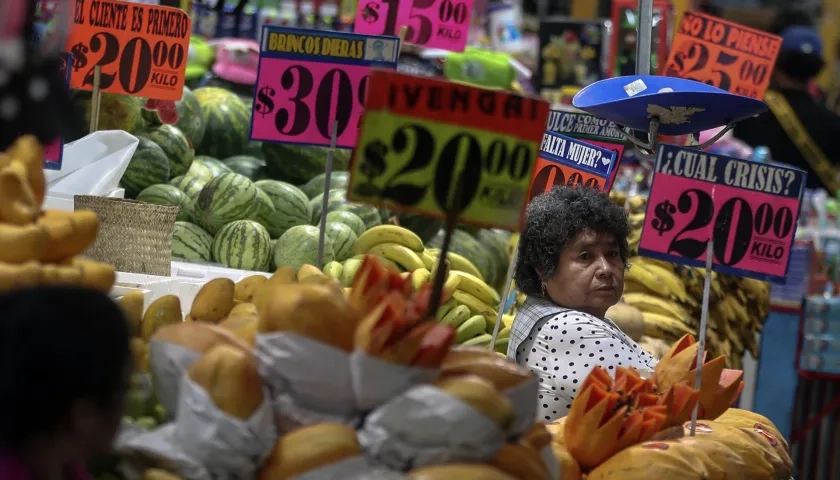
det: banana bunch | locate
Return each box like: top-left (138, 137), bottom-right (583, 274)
top-left (625, 257), bottom-right (697, 309)
top-left (435, 296), bottom-right (514, 353)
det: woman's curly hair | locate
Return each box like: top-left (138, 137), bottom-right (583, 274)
top-left (514, 186), bottom-right (631, 296)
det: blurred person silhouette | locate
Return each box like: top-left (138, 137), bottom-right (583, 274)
top-left (0, 286), bottom-right (132, 480)
top-left (734, 26), bottom-right (840, 192)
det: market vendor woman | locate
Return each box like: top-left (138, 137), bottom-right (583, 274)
top-left (508, 186), bottom-right (656, 422)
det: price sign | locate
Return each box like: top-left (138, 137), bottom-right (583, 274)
top-left (639, 144), bottom-right (806, 281)
top-left (354, 0), bottom-right (473, 52)
top-left (348, 70), bottom-right (549, 231)
top-left (65, 0), bottom-right (190, 100)
top-left (44, 53), bottom-right (74, 171)
top-left (663, 11), bottom-right (781, 99)
top-left (250, 26), bottom-right (399, 149)
top-left (528, 131), bottom-right (616, 201)
top-left (545, 109), bottom-right (625, 191)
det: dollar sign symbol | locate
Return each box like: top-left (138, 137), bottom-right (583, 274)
top-left (254, 86), bottom-right (275, 118)
top-left (70, 42), bottom-right (88, 71)
top-left (651, 200), bottom-right (676, 236)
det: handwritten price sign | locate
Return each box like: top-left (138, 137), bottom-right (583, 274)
top-left (66, 0), bottom-right (190, 100)
top-left (348, 70), bottom-right (549, 230)
top-left (639, 144), bottom-right (806, 281)
top-left (663, 11), bottom-right (781, 99)
top-left (545, 109), bottom-right (625, 191)
top-left (354, 0), bottom-right (473, 51)
top-left (44, 53), bottom-right (74, 171)
top-left (250, 27), bottom-right (399, 148)
top-left (528, 131), bottom-right (616, 201)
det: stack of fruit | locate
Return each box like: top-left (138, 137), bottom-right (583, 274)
top-left (0, 136), bottom-right (115, 292)
top-left (546, 334), bottom-right (791, 479)
top-left (603, 192), bottom-right (772, 369)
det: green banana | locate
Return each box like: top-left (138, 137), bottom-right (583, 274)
top-left (435, 297), bottom-right (458, 321)
top-left (462, 333), bottom-right (493, 348)
top-left (323, 261), bottom-right (344, 280)
top-left (352, 225), bottom-right (424, 255)
top-left (340, 258), bottom-right (362, 287)
top-left (455, 315), bottom-right (486, 343)
top-left (493, 337), bottom-right (509, 354)
top-left (441, 305), bottom-right (471, 328)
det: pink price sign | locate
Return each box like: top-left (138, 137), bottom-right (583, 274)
top-left (354, 0), bottom-right (473, 51)
top-left (44, 53), bottom-right (74, 171)
top-left (638, 144), bottom-right (806, 282)
top-left (250, 27), bottom-right (400, 148)
top-left (586, 139), bottom-right (624, 193)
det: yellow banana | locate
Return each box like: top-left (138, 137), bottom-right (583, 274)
top-left (498, 325), bottom-right (511, 339)
top-left (641, 312), bottom-right (696, 337)
top-left (322, 261), bottom-right (343, 280)
top-left (452, 290), bottom-right (497, 317)
top-left (368, 243), bottom-right (426, 271)
top-left (421, 250), bottom-right (437, 270)
top-left (427, 249), bottom-right (483, 279)
top-left (410, 268), bottom-right (432, 289)
top-left (444, 273), bottom-right (461, 293)
top-left (622, 293), bottom-right (689, 321)
top-left (354, 253), bottom-right (402, 271)
top-left (340, 258), bottom-right (362, 287)
top-left (441, 305), bottom-right (471, 328)
top-left (351, 225), bottom-right (424, 255)
top-left (448, 270), bottom-right (500, 306)
top-left (502, 314), bottom-right (514, 328)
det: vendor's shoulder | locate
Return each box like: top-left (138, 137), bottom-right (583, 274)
top-left (548, 309), bottom-right (600, 325)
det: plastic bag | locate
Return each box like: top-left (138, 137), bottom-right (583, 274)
top-left (148, 341), bottom-right (201, 417)
top-left (254, 332), bottom-right (357, 433)
top-left (350, 350), bottom-right (438, 412)
top-left (292, 456), bottom-right (409, 480)
top-left (504, 375), bottom-right (540, 438)
top-left (358, 385), bottom-right (506, 470)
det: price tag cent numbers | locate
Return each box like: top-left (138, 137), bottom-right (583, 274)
top-left (354, 0), bottom-right (473, 52)
top-left (639, 144), bottom-right (806, 281)
top-left (348, 70), bottom-right (549, 231)
top-left (664, 11), bottom-right (781, 99)
top-left (529, 131), bottom-right (616, 201)
top-left (66, 0), bottom-right (190, 100)
top-left (250, 26), bottom-right (400, 149)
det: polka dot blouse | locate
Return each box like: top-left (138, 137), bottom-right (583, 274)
top-left (513, 310), bottom-right (658, 422)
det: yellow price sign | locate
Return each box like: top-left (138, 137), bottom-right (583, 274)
top-left (348, 70), bottom-right (550, 231)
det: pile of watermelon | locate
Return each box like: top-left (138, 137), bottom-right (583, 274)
top-left (95, 83), bottom-right (512, 286)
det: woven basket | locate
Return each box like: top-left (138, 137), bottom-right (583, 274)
top-left (74, 195), bottom-right (178, 276)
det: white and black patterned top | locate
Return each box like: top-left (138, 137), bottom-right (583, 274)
top-left (508, 296), bottom-right (657, 422)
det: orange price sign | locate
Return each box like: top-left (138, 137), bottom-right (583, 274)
top-left (527, 131), bottom-right (617, 202)
top-left (663, 11), bottom-right (782, 99)
top-left (66, 0), bottom-right (191, 100)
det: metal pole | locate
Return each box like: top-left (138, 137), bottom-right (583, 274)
top-left (635, 0), bottom-right (654, 76)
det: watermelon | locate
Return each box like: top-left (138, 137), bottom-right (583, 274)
top-left (171, 156), bottom-right (230, 199)
top-left (269, 239), bottom-right (278, 270)
top-left (121, 137), bottom-right (170, 198)
top-left (395, 212), bottom-right (444, 243)
top-left (325, 222), bottom-right (357, 261)
top-left (274, 225), bottom-right (334, 271)
top-left (310, 189), bottom-right (349, 224)
top-left (172, 221), bottom-right (213, 262)
top-left (194, 87), bottom-right (252, 159)
top-left (195, 173), bottom-right (259, 235)
top-left (250, 188), bottom-right (276, 230)
top-left (212, 220), bottom-right (272, 271)
top-left (245, 140), bottom-right (264, 158)
top-left (300, 171), bottom-right (350, 199)
top-left (326, 211), bottom-right (366, 238)
top-left (142, 86), bottom-right (207, 148)
top-left (69, 91), bottom-right (145, 141)
top-left (136, 184), bottom-right (196, 222)
top-left (194, 155), bottom-right (231, 177)
top-left (430, 229), bottom-right (496, 285)
top-left (140, 124), bottom-right (194, 178)
top-left (223, 155), bottom-right (267, 180)
top-left (477, 228), bottom-right (513, 287)
top-left (254, 180), bottom-right (312, 238)
top-left (262, 144), bottom-right (350, 185)
top-left (333, 203), bottom-right (382, 230)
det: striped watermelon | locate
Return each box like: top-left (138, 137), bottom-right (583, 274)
top-left (121, 137), bottom-right (170, 198)
top-left (262, 144), bottom-right (351, 185)
top-left (223, 155), bottom-right (268, 180)
top-left (310, 189), bottom-right (349, 224)
top-left (251, 188), bottom-right (276, 230)
top-left (274, 225), bottom-right (334, 271)
top-left (333, 203), bottom-right (382, 229)
top-left (142, 86), bottom-right (207, 148)
top-left (194, 156), bottom-right (231, 176)
top-left (300, 171), bottom-right (350, 199)
top-left (326, 210), bottom-right (366, 237)
top-left (325, 222), bottom-right (357, 261)
top-left (195, 173), bottom-right (259, 235)
top-left (245, 140), bottom-right (264, 158)
top-left (171, 156), bottom-right (230, 199)
top-left (212, 220), bottom-right (272, 271)
top-left (136, 184), bottom-right (196, 222)
top-left (172, 221), bottom-right (213, 262)
top-left (254, 180), bottom-right (312, 238)
top-left (69, 91), bottom-right (145, 142)
top-left (194, 87), bottom-right (251, 159)
top-left (430, 229), bottom-right (497, 286)
top-left (269, 239), bottom-right (278, 270)
top-left (396, 212), bottom-right (445, 243)
top-left (140, 124), bottom-right (194, 178)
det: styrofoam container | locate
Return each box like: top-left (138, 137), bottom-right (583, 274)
top-left (114, 272), bottom-right (181, 312)
top-left (171, 260), bottom-right (270, 314)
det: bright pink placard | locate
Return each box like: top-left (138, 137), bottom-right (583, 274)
top-left (638, 144), bottom-right (804, 281)
top-left (251, 58), bottom-right (371, 148)
top-left (354, 0), bottom-right (473, 51)
top-left (586, 139), bottom-right (625, 193)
